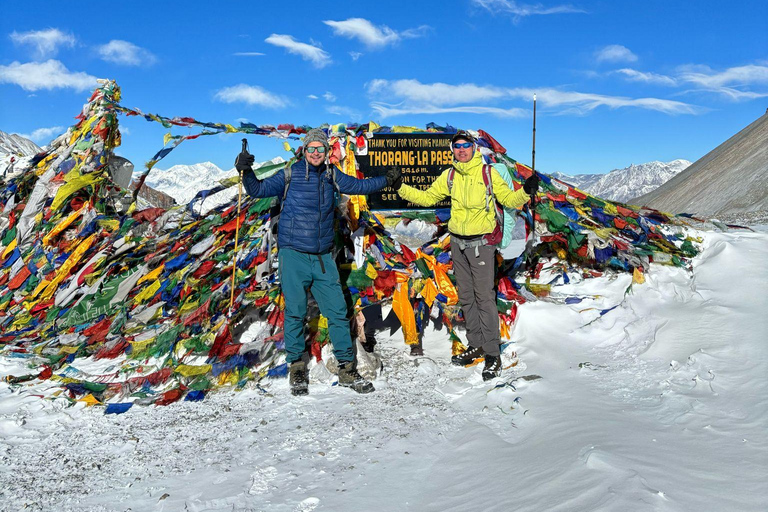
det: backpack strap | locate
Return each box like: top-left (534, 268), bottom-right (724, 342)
top-left (282, 164), bottom-right (293, 203)
top-left (481, 164), bottom-right (504, 247)
top-left (481, 164), bottom-right (493, 212)
top-left (446, 167), bottom-right (456, 192)
top-left (331, 166), bottom-right (340, 194)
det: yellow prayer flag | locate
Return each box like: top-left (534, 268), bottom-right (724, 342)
top-left (129, 337), bottom-right (154, 355)
top-left (433, 265), bottom-right (458, 305)
top-left (79, 394), bottom-right (101, 407)
top-left (392, 283), bottom-right (418, 345)
top-left (138, 264), bottom-right (164, 285)
top-left (51, 173), bottom-right (103, 211)
top-left (43, 206), bottom-right (86, 246)
top-left (175, 364), bottom-right (213, 377)
top-left (134, 279), bottom-right (161, 303)
top-left (2, 237), bottom-right (17, 259)
top-left (420, 279), bottom-right (438, 308)
top-left (39, 234), bottom-right (97, 301)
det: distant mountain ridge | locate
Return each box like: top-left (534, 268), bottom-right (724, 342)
top-left (0, 130), bottom-right (42, 159)
top-left (146, 162), bottom-right (236, 205)
top-left (145, 157), bottom-right (285, 209)
top-left (552, 159), bottom-right (691, 203)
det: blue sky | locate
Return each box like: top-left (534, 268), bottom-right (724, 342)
top-left (1, 0), bottom-right (766, 174)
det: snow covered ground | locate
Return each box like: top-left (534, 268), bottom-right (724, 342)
top-left (1, 228), bottom-right (767, 511)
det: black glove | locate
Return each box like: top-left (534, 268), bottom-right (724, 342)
top-left (523, 173), bottom-right (539, 196)
top-left (385, 167), bottom-right (403, 190)
top-left (235, 153), bottom-right (255, 172)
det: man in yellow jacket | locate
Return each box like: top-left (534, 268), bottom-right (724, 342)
top-left (394, 130), bottom-right (538, 380)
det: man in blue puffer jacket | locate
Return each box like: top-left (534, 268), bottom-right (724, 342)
top-left (240, 128), bottom-right (401, 396)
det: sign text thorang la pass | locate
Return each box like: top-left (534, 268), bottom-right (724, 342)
top-left (356, 134), bottom-right (453, 210)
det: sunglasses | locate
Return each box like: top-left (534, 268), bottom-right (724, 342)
top-left (305, 146), bottom-right (327, 154)
top-left (452, 142), bottom-right (474, 149)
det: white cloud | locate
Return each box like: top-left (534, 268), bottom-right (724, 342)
top-left (595, 45), bottom-right (638, 64)
top-left (510, 87), bottom-right (702, 115)
top-left (323, 18), bottom-right (429, 48)
top-left (667, 63), bottom-right (768, 102)
top-left (214, 84), bottom-right (288, 108)
top-left (264, 34), bottom-right (331, 68)
top-left (16, 126), bottom-right (64, 143)
top-left (605, 62), bottom-right (768, 102)
top-left (97, 40), bottom-right (157, 66)
top-left (371, 102), bottom-right (528, 118)
top-left (233, 52), bottom-right (265, 56)
top-left (10, 28), bottom-right (75, 58)
top-left (0, 60), bottom-right (97, 92)
top-left (677, 64), bottom-right (768, 88)
top-left (615, 68), bottom-right (677, 86)
top-left (367, 79), bottom-right (525, 118)
top-left (307, 94), bottom-right (319, 100)
top-left (367, 78), bottom-right (702, 117)
top-left (349, 51), bottom-right (363, 61)
top-left (471, 0), bottom-right (585, 19)
top-left (323, 91), bottom-right (337, 102)
top-left (692, 87), bottom-right (768, 101)
top-left (367, 79), bottom-right (508, 106)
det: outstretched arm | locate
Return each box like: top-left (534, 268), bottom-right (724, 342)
top-left (242, 169), bottom-right (286, 199)
top-left (397, 169), bottom-right (450, 207)
top-left (335, 169), bottom-right (388, 195)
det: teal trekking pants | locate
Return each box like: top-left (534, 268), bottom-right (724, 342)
top-left (278, 248), bottom-right (354, 364)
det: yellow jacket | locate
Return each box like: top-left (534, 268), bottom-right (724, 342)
top-left (397, 152), bottom-right (530, 236)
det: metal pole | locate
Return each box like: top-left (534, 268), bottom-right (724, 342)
top-left (532, 94), bottom-right (537, 174)
top-left (525, 94), bottom-right (538, 262)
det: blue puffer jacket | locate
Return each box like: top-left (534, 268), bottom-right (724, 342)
top-left (242, 160), bottom-right (387, 254)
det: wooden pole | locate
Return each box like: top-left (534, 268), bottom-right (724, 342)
top-left (229, 138), bottom-right (248, 317)
top-left (229, 170), bottom-right (243, 317)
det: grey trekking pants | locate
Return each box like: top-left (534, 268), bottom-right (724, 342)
top-left (450, 235), bottom-right (501, 356)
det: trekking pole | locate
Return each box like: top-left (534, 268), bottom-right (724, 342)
top-left (229, 138), bottom-right (249, 317)
top-left (525, 94), bottom-right (537, 261)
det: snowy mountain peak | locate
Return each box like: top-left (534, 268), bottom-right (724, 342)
top-left (554, 159), bottom-right (691, 203)
top-left (145, 157), bottom-right (285, 205)
top-left (0, 130), bottom-right (42, 159)
top-left (144, 161), bottom-right (235, 205)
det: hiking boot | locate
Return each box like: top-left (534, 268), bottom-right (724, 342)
top-left (409, 342), bottom-right (424, 356)
top-left (289, 361), bottom-right (309, 396)
top-left (482, 355), bottom-right (502, 381)
top-left (451, 345), bottom-right (484, 366)
top-left (338, 362), bottom-right (375, 394)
